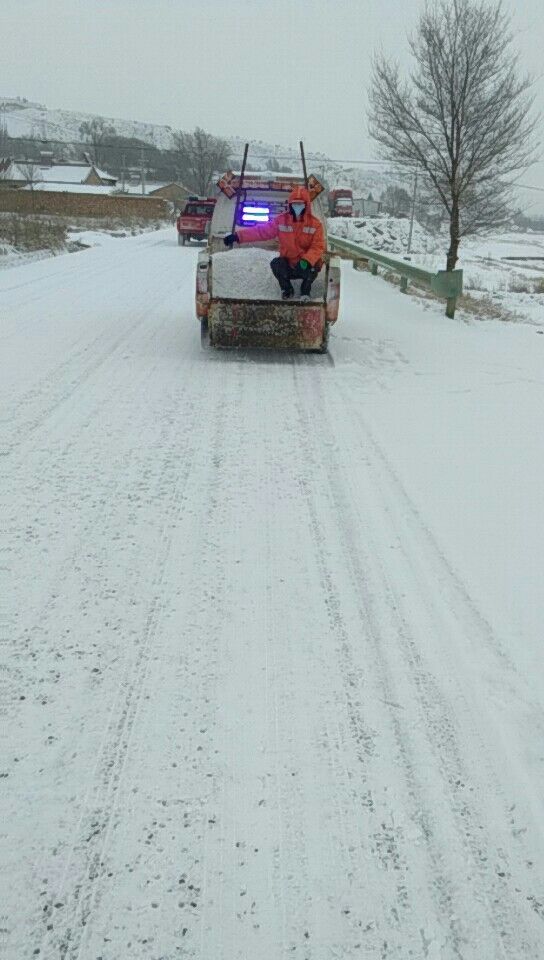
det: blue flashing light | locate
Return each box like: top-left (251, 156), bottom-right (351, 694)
top-left (240, 202), bottom-right (271, 223)
top-left (243, 205), bottom-right (270, 215)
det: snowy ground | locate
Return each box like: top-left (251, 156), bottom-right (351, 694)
top-left (2, 229), bottom-right (544, 959)
top-left (328, 214), bottom-right (436, 253)
top-left (0, 222), bottom-right (168, 271)
top-left (329, 217), bottom-right (544, 325)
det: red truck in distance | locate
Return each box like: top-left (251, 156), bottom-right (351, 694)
top-left (329, 188), bottom-right (353, 217)
top-left (177, 197), bottom-right (216, 245)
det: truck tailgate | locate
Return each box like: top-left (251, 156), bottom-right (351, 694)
top-left (208, 299), bottom-right (326, 350)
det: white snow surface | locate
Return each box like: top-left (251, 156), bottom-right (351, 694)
top-left (21, 182), bottom-right (114, 195)
top-left (330, 220), bottom-right (544, 325)
top-left (329, 213), bottom-right (436, 253)
top-left (2, 230), bottom-right (544, 959)
top-left (0, 226), bottom-right (161, 271)
top-left (211, 246), bottom-right (326, 300)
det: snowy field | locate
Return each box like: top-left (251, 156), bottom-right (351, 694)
top-left (2, 228), bottom-right (544, 959)
top-left (329, 216), bottom-right (544, 325)
top-left (328, 213), bottom-right (436, 253)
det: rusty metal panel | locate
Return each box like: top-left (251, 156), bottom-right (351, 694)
top-left (196, 292), bottom-right (209, 318)
top-left (326, 256), bottom-right (341, 324)
top-left (208, 300), bottom-right (326, 350)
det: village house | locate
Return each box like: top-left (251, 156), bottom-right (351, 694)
top-left (113, 180), bottom-right (193, 211)
top-left (0, 153), bottom-right (117, 192)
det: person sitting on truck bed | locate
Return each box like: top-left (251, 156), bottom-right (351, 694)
top-left (223, 186), bottom-right (325, 300)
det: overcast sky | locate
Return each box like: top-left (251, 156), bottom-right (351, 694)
top-left (2, 0), bottom-right (543, 186)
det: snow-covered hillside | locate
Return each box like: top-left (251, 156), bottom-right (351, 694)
top-left (1, 98), bottom-right (335, 166)
top-left (1, 96), bottom-right (177, 149)
top-left (328, 214), bottom-right (436, 253)
top-left (1, 97), bottom-right (397, 196)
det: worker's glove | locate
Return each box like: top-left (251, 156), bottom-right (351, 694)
top-left (223, 233), bottom-right (239, 248)
top-left (299, 259), bottom-right (310, 270)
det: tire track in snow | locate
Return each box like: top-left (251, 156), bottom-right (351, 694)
top-left (291, 359), bottom-right (442, 957)
top-left (333, 383), bottom-right (544, 937)
top-left (298, 362), bottom-right (543, 957)
top-left (192, 356), bottom-right (354, 959)
top-left (43, 360), bottom-right (233, 960)
top-left (1, 254), bottom-right (194, 462)
top-left (3, 287), bottom-right (193, 765)
top-left (31, 384), bottom-right (203, 960)
top-left (0, 230), bottom-right (173, 339)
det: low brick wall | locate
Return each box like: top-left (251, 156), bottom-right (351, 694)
top-left (0, 190), bottom-right (170, 220)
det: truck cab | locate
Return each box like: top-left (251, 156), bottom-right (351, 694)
top-left (329, 189), bottom-right (353, 217)
top-left (176, 197), bottom-right (216, 245)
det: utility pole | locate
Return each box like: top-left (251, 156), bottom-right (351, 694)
top-left (406, 167), bottom-right (418, 259)
top-left (140, 146), bottom-right (146, 196)
top-left (0, 102), bottom-right (7, 156)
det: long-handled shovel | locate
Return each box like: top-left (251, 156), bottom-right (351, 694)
top-left (230, 142), bottom-right (249, 238)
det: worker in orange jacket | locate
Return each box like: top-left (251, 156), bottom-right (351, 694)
top-left (223, 185), bottom-right (325, 299)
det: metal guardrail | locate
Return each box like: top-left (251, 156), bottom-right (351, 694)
top-left (329, 235), bottom-right (463, 319)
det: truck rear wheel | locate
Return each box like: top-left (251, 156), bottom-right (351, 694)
top-left (200, 319), bottom-right (209, 348)
top-left (177, 233), bottom-right (183, 246)
top-left (318, 322), bottom-right (330, 354)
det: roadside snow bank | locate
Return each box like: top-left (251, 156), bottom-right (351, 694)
top-left (0, 240), bottom-right (73, 270)
top-left (211, 247), bottom-right (326, 301)
top-left (0, 216), bottom-right (165, 271)
top-left (0, 231), bottom-right (115, 271)
top-left (66, 229), bottom-right (127, 249)
top-left (328, 214), bottom-right (436, 254)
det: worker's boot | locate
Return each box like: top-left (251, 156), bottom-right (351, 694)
top-left (281, 283), bottom-right (294, 300)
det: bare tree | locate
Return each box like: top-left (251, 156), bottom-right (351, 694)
top-left (79, 118), bottom-right (116, 168)
top-left (369, 0), bottom-right (539, 272)
top-left (172, 127), bottom-right (231, 195)
top-left (381, 185), bottom-right (412, 216)
top-left (19, 162), bottom-right (42, 212)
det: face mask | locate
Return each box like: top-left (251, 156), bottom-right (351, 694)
top-left (291, 202), bottom-right (305, 217)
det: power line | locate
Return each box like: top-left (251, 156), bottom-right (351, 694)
top-left (3, 131), bottom-right (544, 197)
top-left (2, 132), bottom-right (405, 166)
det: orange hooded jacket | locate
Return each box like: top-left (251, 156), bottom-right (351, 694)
top-left (235, 185), bottom-right (325, 268)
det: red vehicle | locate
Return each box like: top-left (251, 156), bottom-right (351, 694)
top-left (329, 188), bottom-right (353, 217)
top-left (177, 197), bottom-right (216, 245)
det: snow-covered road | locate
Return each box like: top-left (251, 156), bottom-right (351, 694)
top-left (2, 229), bottom-right (544, 959)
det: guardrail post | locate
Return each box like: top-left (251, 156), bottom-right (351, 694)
top-left (445, 297), bottom-right (456, 319)
top-left (370, 260), bottom-right (378, 276)
top-left (400, 276), bottom-right (408, 293)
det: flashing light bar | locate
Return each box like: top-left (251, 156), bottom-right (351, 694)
top-left (241, 203), bottom-right (270, 223)
top-left (243, 205), bottom-right (270, 214)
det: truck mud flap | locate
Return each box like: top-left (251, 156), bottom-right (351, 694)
top-left (208, 301), bottom-right (327, 351)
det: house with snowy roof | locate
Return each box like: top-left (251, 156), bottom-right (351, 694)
top-left (0, 154), bottom-right (117, 192)
top-left (112, 180), bottom-right (193, 210)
